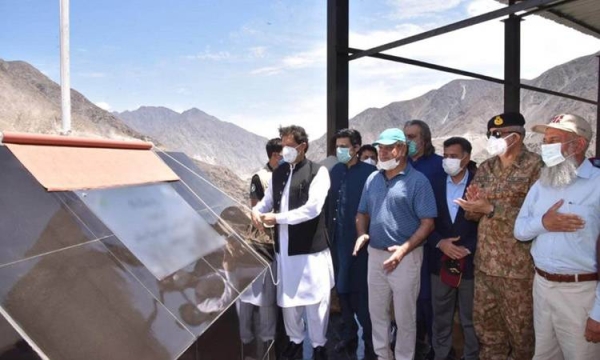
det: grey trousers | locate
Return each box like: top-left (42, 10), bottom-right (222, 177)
top-left (431, 274), bottom-right (479, 360)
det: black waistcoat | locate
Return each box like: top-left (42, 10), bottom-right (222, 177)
top-left (271, 158), bottom-right (329, 256)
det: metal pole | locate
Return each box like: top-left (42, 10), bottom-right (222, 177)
top-left (596, 55), bottom-right (600, 157)
top-left (60, 0), bottom-right (71, 135)
top-left (504, 1), bottom-right (521, 113)
top-left (326, 0), bottom-right (349, 156)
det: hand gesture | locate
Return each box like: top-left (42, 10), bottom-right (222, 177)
top-left (383, 245), bottom-right (408, 273)
top-left (542, 199), bottom-right (585, 232)
top-left (439, 236), bottom-right (470, 259)
top-left (353, 234), bottom-right (370, 256)
top-left (585, 317), bottom-right (600, 343)
top-left (251, 210), bottom-right (264, 231)
top-left (260, 213), bottom-right (277, 226)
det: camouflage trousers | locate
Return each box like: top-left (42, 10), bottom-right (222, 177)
top-left (473, 271), bottom-right (534, 360)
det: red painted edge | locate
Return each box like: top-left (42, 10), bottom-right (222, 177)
top-left (1, 131), bottom-right (152, 150)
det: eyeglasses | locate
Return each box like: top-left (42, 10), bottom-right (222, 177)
top-left (486, 130), bottom-right (517, 139)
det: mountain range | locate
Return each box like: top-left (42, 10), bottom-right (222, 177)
top-left (1, 52), bottom-right (598, 201)
top-left (309, 52), bottom-right (598, 163)
top-left (115, 106), bottom-right (268, 179)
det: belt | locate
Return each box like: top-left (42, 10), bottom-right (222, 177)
top-left (535, 267), bottom-right (598, 283)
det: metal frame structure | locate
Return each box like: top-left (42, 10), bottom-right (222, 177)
top-left (327, 0), bottom-right (600, 156)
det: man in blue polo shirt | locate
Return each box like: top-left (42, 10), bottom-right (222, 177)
top-left (354, 128), bottom-right (437, 360)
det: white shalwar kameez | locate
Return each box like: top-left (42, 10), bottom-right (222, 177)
top-left (254, 163), bottom-right (334, 347)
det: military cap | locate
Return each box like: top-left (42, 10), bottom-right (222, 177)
top-left (487, 112), bottom-right (525, 130)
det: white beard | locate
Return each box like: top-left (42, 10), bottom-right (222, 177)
top-left (539, 157), bottom-right (578, 188)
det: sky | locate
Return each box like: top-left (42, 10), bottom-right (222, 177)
top-left (1, 0), bottom-right (599, 140)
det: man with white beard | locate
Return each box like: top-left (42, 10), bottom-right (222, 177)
top-left (515, 114), bottom-right (600, 359)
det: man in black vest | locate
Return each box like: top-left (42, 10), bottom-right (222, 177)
top-left (252, 125), bottom-right (334, 360)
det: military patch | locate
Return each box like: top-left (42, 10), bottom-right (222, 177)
top-left (493, 116), bottom-right (503, 126)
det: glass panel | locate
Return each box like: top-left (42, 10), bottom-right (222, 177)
top-left (54, 191), bottom-right (113, 239)
top-left (102, 236), bottom-right (242, 338)
top-left (0, 315), bottom-right (42, 360)
top-left (0, 147), bottom-right (96, 267)
top-left (0, 241), bottom-right (194, 360)
top-left (77, 183), bottom-right (227, 280)
top-left (157, 152), bottom-right (238, 212)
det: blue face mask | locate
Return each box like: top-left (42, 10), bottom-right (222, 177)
top-left (408, 140), bottom-right (418, 157)
top-left (336, 147), bottom-right (352, 164)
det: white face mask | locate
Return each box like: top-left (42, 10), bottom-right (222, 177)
top-left (486, 135), bottom-right (509, 156)
top-left (378, 158), bottom-right (399, 171)
top-left (282, 145), bottom-right (299, 163)
top-left (541, 142), bottom-right (566, 167)
top-left (362, 158), bottom-right (376, 166)
top-left (442, 157), bottom-right (464, 176)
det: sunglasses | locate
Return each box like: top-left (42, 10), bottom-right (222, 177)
top-left (486, 130), bottom-right (518, 139)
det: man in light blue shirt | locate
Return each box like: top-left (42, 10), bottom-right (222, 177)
top-left (514, 114), bottom-right (600, 359)
top-left (354, 128), bottom-right (437, 360)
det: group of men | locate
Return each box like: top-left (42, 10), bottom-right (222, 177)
top-left (246, 112), bottom-right (600, 360)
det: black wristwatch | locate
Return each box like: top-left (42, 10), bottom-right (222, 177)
top-left (487, 204), bottom-right (495, 219)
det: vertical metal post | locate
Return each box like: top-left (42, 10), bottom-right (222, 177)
top-left (327, 0), bottom-right (349, 155)
top-left (596, 56), bottom-right (599, 157)
top-left (60, 0), bottom-right (71, 134)
top-left (504, 1), bottom-right (521, 113)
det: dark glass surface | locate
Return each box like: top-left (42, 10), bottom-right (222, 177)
top-left (77, 183), bottom-right (230, 280)
top-left (0, 241), bottom-right (195, 360)
top-left (0, 147), bottom-right (97, 267)
top-left (158, 151), bottom-right (238, 213)
top-left (0, 315), bottom-right (42, 360)
top-left (54, 191), bottom-right (113, 239)
top-left (102, 236), bottom-right (243, 338)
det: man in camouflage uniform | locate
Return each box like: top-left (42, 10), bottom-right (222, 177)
top-left (455, 112), bottom-right (543, 360)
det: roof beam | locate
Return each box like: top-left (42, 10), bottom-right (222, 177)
top-left (546, 8), bottom-right (600, 37)
top-left (349, 0), bottom-right (559, 61)
top-left (518, 0), bottom-right (577, 18)
top-left (348, 47), bottom-right (598, 106)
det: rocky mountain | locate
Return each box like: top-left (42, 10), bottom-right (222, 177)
top-left (0, 59), bottom-right (148, 140)
top-left (309, 52), bottom-right (598, 163)
top-left (0, 58), bottom-right (248, 204)
top-left (115, 107), bottom-right (269, 179)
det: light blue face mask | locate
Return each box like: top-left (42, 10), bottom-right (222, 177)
top-left (336, 147), bottom-right (352, 164)
top-left (408, 140), bottom-right (418, 157)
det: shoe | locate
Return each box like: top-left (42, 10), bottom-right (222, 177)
top-left (334, 337), bottom-right (358, 353)
top-left (313, 346), bottom-right (328, 360)
top-left (280, 341), bottom-right (303, 360)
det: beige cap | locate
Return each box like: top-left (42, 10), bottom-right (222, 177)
top-left (531, 114), bottom-right (593, 141)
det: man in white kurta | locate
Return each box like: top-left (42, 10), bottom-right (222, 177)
top-left (252, 125), bottom-right (334, 360)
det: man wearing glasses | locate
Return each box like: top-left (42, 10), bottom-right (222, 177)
top-left (455, 112), bottom-right (542, 360)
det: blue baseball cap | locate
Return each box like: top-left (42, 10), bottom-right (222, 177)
top-left (373, 128), bottom-right (406, 146)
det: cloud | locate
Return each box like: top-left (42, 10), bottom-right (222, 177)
top-left (95, 102), bottom-right (111, 111)
top-left (249, 46), bottom-right (267, 58)
top-left (185, 47), bottom-right (232, 61)
top-left (250, 45), bottom-right (325, 76)
top-left (386, 0), bottom-right (466, 19)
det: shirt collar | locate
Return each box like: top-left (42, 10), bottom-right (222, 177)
top-left (576, 159), bottom-right (598, 179)
top-left (378, 161), bottom-right (412, 178)
top-left (446, 169), bottom-right (469, 185)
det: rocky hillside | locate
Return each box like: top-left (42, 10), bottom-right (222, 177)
top-left (116, 106), bottom-right (268, 179)
top-left (310, 52), bottom-right (598, 163)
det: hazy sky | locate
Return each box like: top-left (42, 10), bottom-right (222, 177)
top-left (2, 0), bottom-right (599, 140)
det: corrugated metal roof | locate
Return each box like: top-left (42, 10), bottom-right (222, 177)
top-left (495, 0), bottom-right (600, 39)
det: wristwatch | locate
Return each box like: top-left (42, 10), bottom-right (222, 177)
top-left (487, 204), bottom-right (495, 219)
